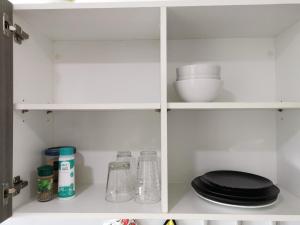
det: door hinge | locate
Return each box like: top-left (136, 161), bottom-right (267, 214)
top-left (2, 176), bottom-right (28, 207)
top-left (3, 12), bottom-right (29, 44)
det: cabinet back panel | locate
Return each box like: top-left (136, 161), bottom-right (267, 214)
top-left (15, 7), bottom-right (160, 41)
top-left (167, 5), bottom-right (300, 39)
top-left (168, 38), bottom-right (276, 102)
top-left (53, 41), bottom-right (160, 103)
top-left (168, 110), bottom-right (277, 184)
top-left (53, 111), bottom-right (160, 184)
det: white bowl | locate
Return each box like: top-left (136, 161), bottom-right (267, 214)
top-left (176, 73), bottom-right (221, 81)
top-left (175, 79), bottom-right (222, 102)
top-left (177, 63), bottom-right (221, 76)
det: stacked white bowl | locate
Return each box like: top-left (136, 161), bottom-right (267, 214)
top-left (175, 63), bottom-right (222, 102)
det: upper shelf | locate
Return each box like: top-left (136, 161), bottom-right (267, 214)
top-left (13, 1), bottom-right (300, 10)
top-left (15, 7), bottom-right (160, 41)
top-left (14, 102), bottom-right (300, 111)
top-left (168, 102), bottom-right (300, 110)
top-left (14, 103), bottom-right (160, 111)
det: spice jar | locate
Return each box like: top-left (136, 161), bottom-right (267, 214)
top-left (37, 165), bottom-right (53, 202)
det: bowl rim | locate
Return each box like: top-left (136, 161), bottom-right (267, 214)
top-left (177, 63), bottom-right (221, 70)
top-left (175, 78), bottom-right (223, 83)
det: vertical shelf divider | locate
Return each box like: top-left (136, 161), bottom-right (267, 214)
top-left (160, 6), bottom-right (168, 213)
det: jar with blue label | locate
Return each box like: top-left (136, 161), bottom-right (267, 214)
top-left (58, 147), bottom-right (76, 200)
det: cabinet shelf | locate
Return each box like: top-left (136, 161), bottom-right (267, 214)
top-left (168, 184), bottom-right (300, 221)
top-left (15, 184), bottom-right (161, 217)
top-left (15, 102), bottom-right (300, 111)
top-left (14, 103), bottom-right (160, 111)
top-left (14, 183), bottom-right (300, 221)
top-left (168, 102), bottom-right (300, 110)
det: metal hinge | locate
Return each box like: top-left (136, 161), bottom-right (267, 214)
top-left (3, 12), bottom-right (29, 44)
top-left (2, 176), bottom-right (28, 207)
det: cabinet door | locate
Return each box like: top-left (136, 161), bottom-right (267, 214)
top-left (0, 0), bottom-right (13, 222)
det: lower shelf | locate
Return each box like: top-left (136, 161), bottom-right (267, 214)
top-left (15, 184), bottom-right (161, 215)
top-left (169, 183), bottom-right (300, 221)
top-left (14, 184), bottom-right (300, 221)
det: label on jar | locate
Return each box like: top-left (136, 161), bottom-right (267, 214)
top-left (37, 178), bottom-right (53, 193)
top-left (58, 159), bottom-right (75, 198)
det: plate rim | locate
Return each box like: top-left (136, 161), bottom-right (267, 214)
top-left (192, 188), bottom-right (278, 209)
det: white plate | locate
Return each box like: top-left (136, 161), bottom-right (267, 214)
top-left (192, 189), bottom-right (277, 209)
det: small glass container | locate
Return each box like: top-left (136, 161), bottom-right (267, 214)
top-left (135, 151), bottom-right (160, 204)
top-left (105, 161), bottom-right (134, 202)
top-left (44, 147), bottom-right (59, 194)
top-left (37, 165), bottom-right (53, 202)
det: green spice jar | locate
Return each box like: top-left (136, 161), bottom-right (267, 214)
top-left (37, 165), bottom-right (53, 202)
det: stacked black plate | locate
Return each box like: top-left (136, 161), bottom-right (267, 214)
top-left (191, 170), bottom-right (280, 208)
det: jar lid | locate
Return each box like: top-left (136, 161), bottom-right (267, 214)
top-left (45, 146), bottom-right (76, 156)
top-left (45, 147), bottom-right (60, 156)
top-left (60, 147), bottom-right (75, 156)
top-left (37, 165), bottom-right (53, 176)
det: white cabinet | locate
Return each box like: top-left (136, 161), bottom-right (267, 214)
top-left (1, 1), bottom-right (300, 224)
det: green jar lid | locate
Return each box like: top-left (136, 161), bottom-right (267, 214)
top-left (37, 165), bottom-right (53, 177)
top-left (59, 147), bottom-right (75, 156)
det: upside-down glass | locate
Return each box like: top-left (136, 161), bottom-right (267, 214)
top-left (135, 151), bottom-right (160, 204)
top-left (116, 151), bottom-right (136, 187)
top-left (105, 161), bottom-right (134, 202)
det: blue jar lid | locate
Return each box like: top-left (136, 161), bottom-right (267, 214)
top-left (45, 146), bottom-right (76, 156)
top-left (45, 147), bottom-right (60, 156)
top-left (60, 147), bottom-right (75, 156)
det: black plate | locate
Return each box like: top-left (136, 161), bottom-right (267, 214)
top-left (191, 171), bottom-right (280, 207)
top-left (201, 171), bottom-right (273, 191)
top-left (198, 176), bottom-right (279, 198)
top-left (192, 177), bottom-right (280, 201)
top-left (192, 182), bottom-right (279, 206)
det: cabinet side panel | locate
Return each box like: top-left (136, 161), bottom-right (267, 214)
top-left (276, 20), bottom-right (300, 197)
top-left (13, 13), bottom-right (54, 104)
top-left (13, 14), bottom-right (54, 209)
top-left (277, 110), bottom-right (300, 197)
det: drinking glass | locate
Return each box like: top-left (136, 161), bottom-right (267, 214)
top-left (105, 161), bottom-right (134, 202)
top-left (116, 151), bottom-right (136, 187)
top-left (135, 151), bottom-right (160, 204)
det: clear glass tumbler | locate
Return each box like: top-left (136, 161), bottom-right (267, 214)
top-left (116, 151), bottom-right (136, 187)
top-left (105, 161), bottom-right (134, 202)
top-left (135, 151), bottom-right (160, 204)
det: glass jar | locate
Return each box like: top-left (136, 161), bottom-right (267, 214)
top-left (37, 165), bottom-right (53, 202)
top-left (44, 147), bottom-right (59, 194)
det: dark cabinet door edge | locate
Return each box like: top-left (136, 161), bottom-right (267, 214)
top-left (0, 0), bottom-right (13, 223)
